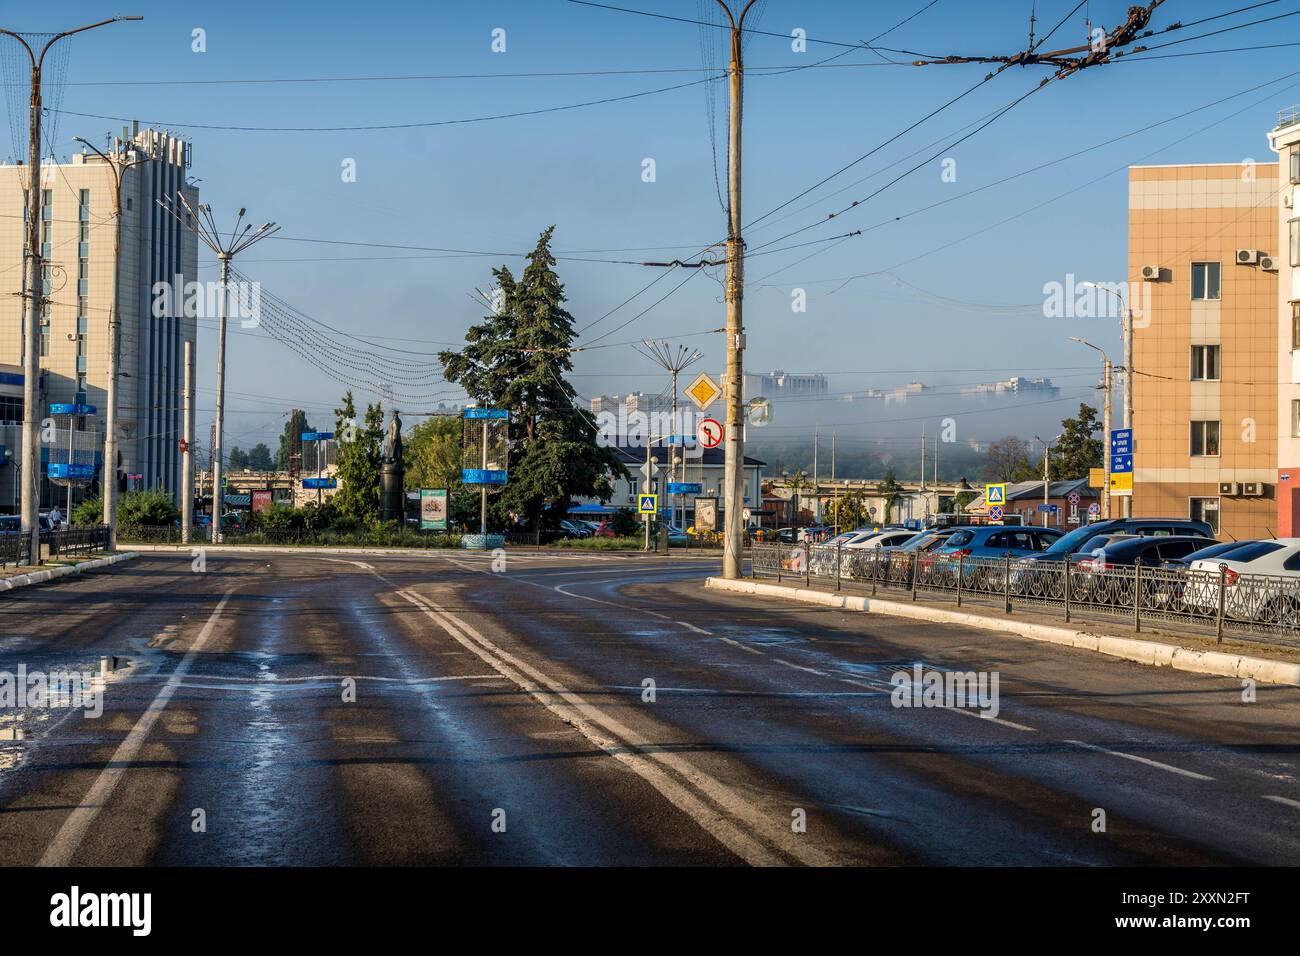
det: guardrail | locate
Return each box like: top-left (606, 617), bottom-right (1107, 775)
top-left (750, 542), bottom-right (1300, 648)
top-left (0, 531), bottom-right (32, 570)
top-left (48, 526), bottom-right (109, 559)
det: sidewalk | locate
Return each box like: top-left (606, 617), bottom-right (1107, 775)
top-left (706, 576), bottom-right (1300, 687)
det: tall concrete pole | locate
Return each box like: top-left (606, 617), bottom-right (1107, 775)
top-left (2, 18), bottom-right (142, 564)
top-left (1102, 356), bottom-right (1113, 521)
top-left (719, 0), bottom-right (757, 580)
top-left (19, 45), bottom-right (42, 566)
top-left (181, 340), bottom-right (194, 544)
top-left (211, 256), bottom-right (229, 544)
top-left (1122, 305), bottom-right (1133, 518)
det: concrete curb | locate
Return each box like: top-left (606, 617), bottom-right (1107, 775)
top-left (0, 551), bottom-right (139, 594)
top-left (705, 577), bottom-right (1300, 688)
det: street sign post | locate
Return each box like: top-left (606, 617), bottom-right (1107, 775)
top-left (638, 494), bottom-right (658, 515)
top-left (697, 418), bottom-right (723, 449)
top-left (985, 483), bottom-right (1006, 507)
top-left (685, 372), bottom-right (722, 412)
top-left (1110, 428), bottom-right (1133, 497)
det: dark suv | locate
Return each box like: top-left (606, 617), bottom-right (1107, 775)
top-left (1010, 518), bottom-right (1214, 593)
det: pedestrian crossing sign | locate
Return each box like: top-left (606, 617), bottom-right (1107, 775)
top-left (986, 483), bottom-right (1006, 506)
top-left (638, 494), bottom-right (658, 515)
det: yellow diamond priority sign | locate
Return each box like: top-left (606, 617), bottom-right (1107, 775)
top-left (685, 372), bottom-right (722, 412)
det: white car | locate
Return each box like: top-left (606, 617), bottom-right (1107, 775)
top-left (1185, 539), bottom-right (1300, 624)
top-left (844, 529), bottom-right (915, 551)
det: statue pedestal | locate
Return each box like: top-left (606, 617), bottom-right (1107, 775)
top-left (380, 460), bottom-right (404, 524)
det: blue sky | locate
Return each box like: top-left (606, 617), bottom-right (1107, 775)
top-left (18, 0), bottom-right (1300, 451)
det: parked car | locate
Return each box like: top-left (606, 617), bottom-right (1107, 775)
top-left (1070, 535), bottom-right (1214, 605)
top-left (0, 514), bottom-right (53, 535)
top-left (559, 519), bottom-right (593, 539)
top-left (931, 525), bottom-right (1064, 560)
top-left (1010, 518), bottom-right (1214, 594)
top-left (1184, 539), bottom-right (1300, 624)
top-left (1161, 539), bottom-right (1258, 571)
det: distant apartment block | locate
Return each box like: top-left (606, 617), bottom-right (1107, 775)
top-left (1128, 161), bottom-right (1278, 539)
top-left (960, 376), bottom-right (1060, 398)
top-left (0, 125), bottom-right (199, 509)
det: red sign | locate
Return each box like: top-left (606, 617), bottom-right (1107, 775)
top-left (698, 417), bottom-right (723, 449)
top-left (252, 491), bottom-right (273, 513)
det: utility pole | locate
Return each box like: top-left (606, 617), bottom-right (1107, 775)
top-left (1071, 337), bottom-right (1113, 521)
top-left (812, 425), bottom-right (819, 525)
top-left (718, 0), bottom-right (758, 580)
top-left (181, 340), bottom-right (194, 544)
top-left (164, 197), bottom-right (278, 544)
top-left (1081, 282), bottom-right (1134, 519)
top-left (73, 135), bottom-right (148, 550)
top-left (2, 15), bottom-right (141, 566)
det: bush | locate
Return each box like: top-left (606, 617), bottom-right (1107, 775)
top-left (72, 496), bottom-right (103, 526)
top-left (119, 489), bottom-right (179, 527)
top-left (611, 507), bottom-right (640, 537)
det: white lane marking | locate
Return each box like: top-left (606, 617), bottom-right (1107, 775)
top-left (1063, 739), bottom-right (1214, 781)
top-left (1263, 794), bottom-right (1300, 810)
top-left (675, 620), bottom-right (712, 635)
top-left (552, 582), bottom-right (674, 620)
top-left (393, 587), bottom-right (833, 867)
top-left (175, 673), bottom-right (503, 684)
top-left (774, 658), bottom-right (826, 677)
top-left (39, 591), bottom-right (236, 867)
top-left (719, 637), bottom-right (764, 656)
top-left (949, 707), bottom-right (1037, 733)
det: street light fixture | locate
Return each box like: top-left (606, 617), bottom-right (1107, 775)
top-left (1070, 336), bottom-right (1114, 520)
top-left (73, 136), bottom-right (151, 551)
top-left (1034, 433), bottom-right (1063, 527)
top-left (1080, 280), bottom-right (1134, 517)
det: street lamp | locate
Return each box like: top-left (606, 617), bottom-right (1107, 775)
top-left (73, 136), bottom-right (151, 551)
top-left (1034, 433), bottom-right (1063, 527)
top-left (1080, 280), bottom-right (1133, 517)
top-left (0, 15), bottom-right (143, 566)
top-left (1071, 336), bottom-right (1113, 520)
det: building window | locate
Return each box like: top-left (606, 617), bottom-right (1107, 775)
top-left (1190, 420), bottom-right (1220, 457)
top-left (1293, 219), bottom-right (1300, 268)
top-left (1292, 150), bottom-right (1300, 185)
top-left (1191, 262), bottom-right (1221, 300)
top-left (1292, 399), bottom-right (1300, 437)
top-left (1293, 302), bottom-right (1300, 349)
top-left (1190, 497), bottom-right (1220, 534)
top-left (1190, 344), bottom-right (1220, 381)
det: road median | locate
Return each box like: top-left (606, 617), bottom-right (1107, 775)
top-left (705, 576), bottom-right (1300, 687)
top-left (0, 551), bottom-right (139, 594)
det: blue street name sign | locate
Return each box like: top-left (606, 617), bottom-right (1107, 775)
top-left (463, 408), bottom-right (509, 420)
top-left (302, 432), bottom-right (335, 442)
top-left (47, 463), bottom-right (94, 480)
top-left (302, 477), bottom-right (337, 490)
top-left (462, 468), bottom-right (508, 485)
top-left (666, 482), bottom-right (702, 495)
top-left (49, 403), bottom-right (97, 416)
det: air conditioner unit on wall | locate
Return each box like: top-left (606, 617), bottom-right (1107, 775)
top-left (1261, 256), bottom-right (1279, 272)
top-left (1219, 481), bottom-right (1240, 496)
top-left (1140, 264), bottom-right (1161, 281)
top-left (1242, 482), bottom-right (1265, 497)
top-left (1237, 249), bottom-right (1261, 265)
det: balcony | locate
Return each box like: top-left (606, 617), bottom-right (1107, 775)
top-left (1279, 104), bottom-right (1300, 131)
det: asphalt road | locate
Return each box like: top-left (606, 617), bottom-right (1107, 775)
top-left (1, 548), bottom-right (1298, 866)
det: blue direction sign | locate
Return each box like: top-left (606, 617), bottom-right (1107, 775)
top-left (49, 403), bottom-right (97, 416)
top-left (666, 482), bottom-right (702, 495)
top-left (47, 463), bottom-right (94, 480)
top-left (302, 432), bottom-right (335, 442)
top-left (1110, 428), bottom-right (1134, 474)
top-left (1038, 503), bottom-right (1059, 513)
top-left (463, 407), bottom-right (509, 420)
top-left (302, 477), bottom-right (337, 490)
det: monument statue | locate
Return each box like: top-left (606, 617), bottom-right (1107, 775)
top-left (379, 409), bottom-right (405, 522)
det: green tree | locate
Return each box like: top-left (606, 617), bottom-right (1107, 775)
top-left (983, 436), bottom-right (1037, 483)
top-left (332, 391), bottom-right (384, 521)
top-left (877, 470), bottom-right (904, 524)
top-left (438, 227), bottom-right (626, 529)
top-left (1052, 403), bottom-right (1104, 480)
top-left (277, 410), bottom-right (316, 473)
top-left (826, 490), bottom-right (868, 530)
top-left (404, 414), bottom-right (462, 491)
top-left (247, 443), bottom-right (274, 471)
top-left (227, 446), bottom-right (250, 470)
